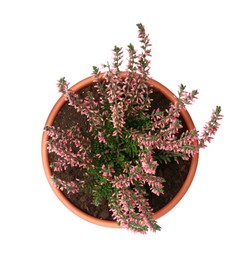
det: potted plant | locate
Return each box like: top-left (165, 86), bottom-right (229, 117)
top-left (42, 23), bottom-right (222, 234)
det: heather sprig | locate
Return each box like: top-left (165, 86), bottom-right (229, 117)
top-left (109, 185), bottom-right (160, 234)
top-left (199, 106), bottom-right (223, 148)
top-left (44, 23), bottom-right (223, 234)
top-left (57, 77), bottom-right (103, 134)
top-left (51, 175), bottom-right (85, 194)
top-left (45, 125), bottom-right (92, 170)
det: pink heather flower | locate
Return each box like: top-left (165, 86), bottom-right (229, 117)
top-left (101, 164), bottom-right (115, 181)
top-left (57, 77), bottom-right (70, 93)
top-left (111, 102), bottom-right (125, 136)
top-left (56, 77), bottom-right (104, 133)
top-left (45, 126), bottom-right (92, 170)
top-left (109, 185), bottom-right (161, 233)
top-left (97, 131), bottom-right (107, 144)
top-left (51, 176), bottom-right (84, 194)
top-left (199, 106), bottom-right (223, 148)
top-left (111, 155), bottom-right (164, 197)
top-left (140, 151), bottom-right (158, 175)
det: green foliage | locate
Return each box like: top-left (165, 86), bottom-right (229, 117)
top-left (92, 179), bottom-right (113, 207)
top-left (125, 110), bottom-right (152, 131)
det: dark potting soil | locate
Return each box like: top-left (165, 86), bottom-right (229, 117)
top-left (48, 84), bottom-right (191, 220)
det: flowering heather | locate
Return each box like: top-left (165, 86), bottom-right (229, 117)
top-left (44, 23), bottom-right (223, 234)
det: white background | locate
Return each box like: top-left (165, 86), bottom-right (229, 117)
top-left (1, 0), bottom-right (246, 259)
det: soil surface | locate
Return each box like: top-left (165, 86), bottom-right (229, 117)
top-left (48, 84), bottom-right (191, 220)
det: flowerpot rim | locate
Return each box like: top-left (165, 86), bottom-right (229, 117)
top-left (41, 72), bottom-right (199, 228)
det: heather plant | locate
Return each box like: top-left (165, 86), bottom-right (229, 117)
top-left (44, 23), bottom-right (223, 234)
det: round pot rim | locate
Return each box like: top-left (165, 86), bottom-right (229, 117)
top-left (41, 72), bottom-right (199, 228)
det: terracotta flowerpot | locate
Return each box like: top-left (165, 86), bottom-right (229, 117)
top-left (41, 73), bottom-right (199, 228)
